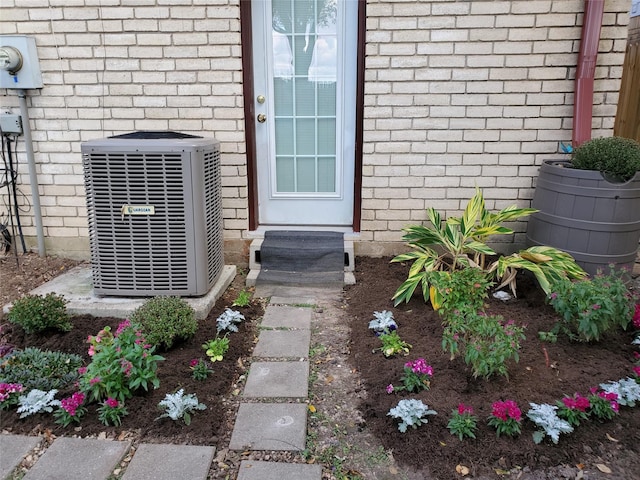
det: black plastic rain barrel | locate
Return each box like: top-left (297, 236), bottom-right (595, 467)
top-left (526, 160), bottom-right (640, 276)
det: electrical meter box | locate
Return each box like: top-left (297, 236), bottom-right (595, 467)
top-left (0, 36), bottom-right (43, 89)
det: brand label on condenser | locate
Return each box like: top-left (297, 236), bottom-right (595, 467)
top-left (120, 205), bottom-right (155, 219)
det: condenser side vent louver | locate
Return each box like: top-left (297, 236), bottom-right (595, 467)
top-left (82, 135), bottom-right (223, 297)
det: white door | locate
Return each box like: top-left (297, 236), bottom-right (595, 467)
top-left (251, 0), bottom-right (358, 226)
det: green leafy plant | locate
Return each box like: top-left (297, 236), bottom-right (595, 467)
top-left (447, 404), bottom-right (478, 440)
top-left (0, 347), bottom-right (82, 391)
top-left (130, 296), bottom-right (197, 351)
top-left (378, 330), bottom-right (411, 358)
top-left (202, 337), bottom-right (229, 362)
top-left (232, 289), bottom-right (252, 307)
top-left (546, 266), bottom-right (636, 341)
top-left (556, 393), bottom-right (590, 427)
top-left (431, 268), bottom-right (525, 379)
top-left (571, 136), bottom-right (640, 182)
top-left (79, 320), bottom-right (164, 403)
top-left (587, 388), bottom-right (619, 421)
top-left (7, 293), bottom-right (71, 334)
top-left (156, 389), bottom-right (206, 425)
top-left (388, 399), bottom-right (437, 433)
top-left (391, 188), bottom-right (586, 306)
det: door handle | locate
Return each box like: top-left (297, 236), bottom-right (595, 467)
top-left (257, 113), bottom-right (267, 123)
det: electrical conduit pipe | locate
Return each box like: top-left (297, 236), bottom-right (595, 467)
top-left (572, 0), bottom-right (605, 147)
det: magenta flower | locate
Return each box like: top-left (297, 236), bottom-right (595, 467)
top-left (491, 399), bottom-right (521, 422)
top-left (386, 384), bottom-right (394, 394)
top-left (633, 365), bottom-right (640, 377)
top-left (458, 403), bottom-right (473, 415)
top-left (633, 304), bottom-right (640, 329)
top-left (405, 358), bottom-right (433, 376)
top-left (60, 392), bottom-right (85, 416)
top-left (190, 359), bottom-right (199, 368)
top-left (105, 397), bottom-right (119, 408)
top-left (0, 383), bottom-right (23, 402)
top-left (78, 366), bottom-right (87, 375)
top-left (89, 376), bottom-right (101, 385)
top-left (116, 320), bottom-right (131, 336)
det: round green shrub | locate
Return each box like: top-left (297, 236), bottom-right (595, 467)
top-left (8, 293), bottom-right (71, 334)
top-left (130, 296), bottom-right (197, 350)
top-left (571, 136), bottom-right (640, 182)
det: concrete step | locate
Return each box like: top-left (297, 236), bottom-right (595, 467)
top-left (122, 444), bottom-right (215, 480)
top-left (253, 329), bottom-right (311, 358)
top-left (243, 361), bottom-right (309, 398)
top-left (237, 460), bottom-right (321, 480)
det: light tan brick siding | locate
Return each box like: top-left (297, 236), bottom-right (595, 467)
top-left (0, 0), bottom-right (631, 260)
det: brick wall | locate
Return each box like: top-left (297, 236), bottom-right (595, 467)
top-left (0, 0), bottom-right (632, 262)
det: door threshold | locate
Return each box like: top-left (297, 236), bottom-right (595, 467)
top-left (248, 226), bottom-right (357, 238)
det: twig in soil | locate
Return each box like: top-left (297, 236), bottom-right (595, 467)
top-left (542, 347), bottom-right (550, 368)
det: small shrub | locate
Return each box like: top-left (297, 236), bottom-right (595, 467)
top-left (527, 403), bottom-right (574, 444)
top-left (388, 399), bottom-right (437, 433)
top-left (0, 347), bottom-right (82, 391)
top-left (547, 266), bottom-right (636, 341)
top-left (156, 389), bottom-right (206, 425)
top-left (216, 308), bottom-right (244, 334)
top-left (202, 337), bottom-right (229, 362)
top-left (571, 136), bottom-right (640, 182)
top-left (8, 293), bottom-right (71, 334)
top-left (17, 389), bottom-right (60, 418)
top-left (378, 331), bottom-right (411, 358)
top-left (232, 289), bottom-right (252, 307)
top-left (131, 296), bottom-right (197, 350)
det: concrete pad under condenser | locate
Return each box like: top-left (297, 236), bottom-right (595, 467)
top-left (253, 329), bottom-right (311, 358)
top-left (2, 265), bottom-right (236, 320)
top-left (229, 403), bottom-right (307, 451)
top-left (0, 435), bottom-right (41, 479)
top-left (122, 444), bottom-right (215, 480)
top-left (23, 437), bottom-right (130, 480)
top-left (243, 361), bottom-right (309, 398)
top-left (261, 305), bottom-right (312, 330)
top-left (237, 460), bottom-right (322, 480)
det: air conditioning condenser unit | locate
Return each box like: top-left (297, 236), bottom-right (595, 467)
top-left (81, 132), bottom-right (224, 296)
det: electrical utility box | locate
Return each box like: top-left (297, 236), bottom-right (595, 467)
top-left (0, 36), bottom-right (43, 89)
top-left (81, 132), bottom-right (224, 297)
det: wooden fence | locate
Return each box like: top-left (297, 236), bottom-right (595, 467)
top-left (614, 16), bottom-right (640, 142)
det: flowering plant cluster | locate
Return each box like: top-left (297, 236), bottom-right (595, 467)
top-left (447, 404), bottom-right (478, 440)
top-left (98, 397), bottom-right (128, 426)
top-left (546, 266), bottom-right (636, 342)
top-left (556, 393), bottom-right (590, 427)
top-left (587, 387), bottom-right (620, 421)
top-left (80, 320), bottom-right (164, 403)
top-left (0, 382), bottom-right (24, 410)
top-left (53, 391), bottom-right (87, 427)
top-left (599, 378), bottom-right (640, 407)
top-left (487, 399), bottom-right (522, 438)
top-left (189, 358), bottom-right (213, 381)
top-left (378, 331), bottom-right (411, 358)
top-left (388, 399), bottom-right (437, 433)
top-left (388, 358), bottom-right (433, 394)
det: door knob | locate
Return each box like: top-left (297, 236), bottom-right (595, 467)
top-left (257, 113), bottom-right (267, 123)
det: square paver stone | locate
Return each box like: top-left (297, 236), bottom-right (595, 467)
top-left (24, 437), bottom-right (130, 480)
top-left (0, 435), bottom-right (41, 479)
top-left (122, 444), bottom-right (215, 480)
top-left (243, 361), bottom-right (309, 398)
top-left (238, 460), bottom-right (321, 480)
top-left (269, 296), bottom-right (317, 307)
top-left (261, 305), bottom-right (312, 329)
top-left (229, 403), bottom-right (307, 451)
top-left (253, 329), bottom-right (311, 358)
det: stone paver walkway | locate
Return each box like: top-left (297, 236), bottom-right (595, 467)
top-left (0, 291), bottom-right (322, 480)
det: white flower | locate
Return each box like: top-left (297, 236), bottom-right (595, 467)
top-left (17, 389), bottom-right (60, 418)
top-left (527, 402), bottom-right (573, 444)
top-left (388, 399), bottom-right (437, 433)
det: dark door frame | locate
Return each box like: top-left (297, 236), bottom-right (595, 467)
top-left (240, 0), bottom-right (365, 232)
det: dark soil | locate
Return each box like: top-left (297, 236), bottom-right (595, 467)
top-left (345, 257), bottom-right (640, 480)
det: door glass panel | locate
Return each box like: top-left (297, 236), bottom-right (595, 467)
top-left (296, 157), bottom-right (316, 192)
top-left (276, 157), bottom-right (295, 191)
top-left (271, 0), bottom-right (338, 194)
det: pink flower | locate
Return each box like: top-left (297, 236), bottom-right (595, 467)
top-left (116, 320), bottom-right (131, 336)
top-left (88, 345), bottom-right (95, 357)
top-left (190, 359), bottom-right (199, 368)
top-left (633, 304), bottom-right (640, 329)
top-left (105, 397), bottom-right (119, 408)
top-left (89, 377), bottom-right (101, 385)
top-left (386, 384), bottom-right (394, 394)
top-left (458, 403), bottom-right (473, 415)
top-left (492, 400), bottom-right (521, 422)
top-left (550, 292), bottom-right (558, 300)
top-left (60, 392), bottom-right (85, 416)
top-left (78, 367), bottom-right (87, 375)
top-left (633, 365), bottom-right (640, 377)
top-left (591, 304), bottom-right (601, 310)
